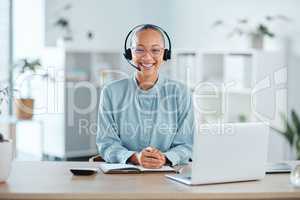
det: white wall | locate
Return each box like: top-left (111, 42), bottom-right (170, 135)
top-left (13, 0), bottom-right (45, 60)
top-left (0, 0), bottom-right (10, 82)
top-left (169, 0), bottom-right (300, 51)
top-left (0, 0), bottom-right (10, 116)
top-left (45, 0), bottom-right (172, 50)
top-left (45, 0), bottom-right (300, 53)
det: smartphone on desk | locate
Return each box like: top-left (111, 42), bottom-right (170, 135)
top-left (70, 167), bottom-right (99, 176)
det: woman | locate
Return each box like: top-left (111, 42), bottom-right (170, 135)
top-left (96, 24), bottom-right (195, 169)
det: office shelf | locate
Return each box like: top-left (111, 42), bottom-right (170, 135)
top-left (172, 49), bottom-right (286, 124)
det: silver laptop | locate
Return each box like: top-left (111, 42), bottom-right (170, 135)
top-left (166, 122), bottom-right (269, 185)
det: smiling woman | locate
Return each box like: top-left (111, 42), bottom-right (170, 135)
top-left (96, 24), bottom-right (195, 169)
top-left (132, 28), bottom-right (165, 90)
top-left (124, 24), bottom-right (172, 90)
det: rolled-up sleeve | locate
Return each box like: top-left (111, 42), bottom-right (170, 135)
top-left (96, 87), bottom-right (135, 163)
top-left (164, 88), bottom-right (195, 166)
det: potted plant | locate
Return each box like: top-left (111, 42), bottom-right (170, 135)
top-left (14, 58), bottom-right (41, 120)
top-left (52, 3), bottom-right (96, 44)
top-left (272, 110), bottom-right (300, 160)
top-left (52, 3), bottom-right (73, 43)
top-left (54, 17), bottom-right (73, 42)
top-left (212, 15), bottom-right (291, 49)
top-left (0, 133), bottom-right (13, 182)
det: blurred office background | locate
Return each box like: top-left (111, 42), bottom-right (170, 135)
top-left (0, 0), bottom-right (300, 161)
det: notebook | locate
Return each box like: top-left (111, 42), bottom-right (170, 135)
top-left (99, 163), bottom-right (176, 174)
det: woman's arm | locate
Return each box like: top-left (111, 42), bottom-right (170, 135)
top-left (164, 87), bottom-right (195, 166)
top-left (96, 87), bottom-right (135, 163)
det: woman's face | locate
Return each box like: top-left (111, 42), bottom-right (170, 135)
top-left (131, 29), bottom-right (165, 78)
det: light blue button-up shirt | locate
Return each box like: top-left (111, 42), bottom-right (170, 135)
top-left (96, 74), bottom-right (195, 166)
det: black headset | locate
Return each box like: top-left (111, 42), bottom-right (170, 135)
top-left (123, 24), bottom-right (172, 63)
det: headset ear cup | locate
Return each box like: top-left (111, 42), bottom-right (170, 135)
top-left (163, 49), bottom-right (168, 61)
top-left (163, 49), bottom-right (171, 61)
top-left (124, 49), bottom-right (132, 60)
top-left (167, 49), bottom-right (171, 60)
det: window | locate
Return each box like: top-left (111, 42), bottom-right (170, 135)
top-left (0, 0), bottom-right (10, 82)
top-left (0, 0), bottom-right (11, 115)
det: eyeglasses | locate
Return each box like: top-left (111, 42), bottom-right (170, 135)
top-left (132, 47), bottom-right (164, 57)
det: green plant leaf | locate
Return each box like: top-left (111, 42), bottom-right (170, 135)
top-left (296, 137), bottom-right (300, 160)
top-left (285, 121), bottom-right (295, 146)
top-left (257, 24), bottom-right (275, 38)
top-left (291, 109), bottom-right (300, 138)
top-left (238, 18), bottom-right (248, 24)
top-left (54, 18), bottom-right (69, 28)
top-left (279, 112), bottom-right (295, 146)
top-left (18, 58), bottom-right (41, 73)
top-left (212, 20), bottom-right (223, 27)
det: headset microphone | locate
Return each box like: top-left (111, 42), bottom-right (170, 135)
top-left (124, 55), bottom-right (141, 71)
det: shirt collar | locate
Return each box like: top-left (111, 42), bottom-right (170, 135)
top-left (132, 72), bottom-right (164, 94)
